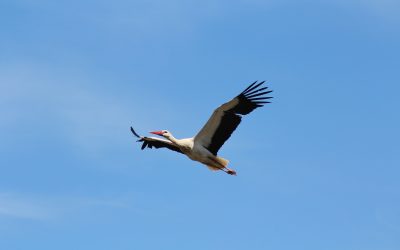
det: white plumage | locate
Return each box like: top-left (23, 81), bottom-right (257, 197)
top-left (131, 81), bottom-right (272, 175)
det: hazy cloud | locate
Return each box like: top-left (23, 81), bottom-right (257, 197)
top-left (0, 192), bottom-right (128, 220)
top-left (0, 62), bottom-right (144, 153)
top-left (327, 0), bottom-right (400, 23)
top-left (0, 192), bottom-right (52, 219)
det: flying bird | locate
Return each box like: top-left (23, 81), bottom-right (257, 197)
top-left (130, 81), bottom-right (272, 175)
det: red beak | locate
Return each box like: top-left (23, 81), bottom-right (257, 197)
top-left (150, 131), bottom-right (164, 135)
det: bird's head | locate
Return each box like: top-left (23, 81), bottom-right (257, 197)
top-left (150, 130), bottom-right (172, 139)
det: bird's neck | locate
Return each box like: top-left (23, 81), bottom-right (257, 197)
top-left (166, 135), bottom-right (180, 145)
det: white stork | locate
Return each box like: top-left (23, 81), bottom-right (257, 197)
top-left (130, 81), bottom-right (272, 175)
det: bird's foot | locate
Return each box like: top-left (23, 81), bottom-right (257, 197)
top-left (226, 169), bottom-right (237, 176)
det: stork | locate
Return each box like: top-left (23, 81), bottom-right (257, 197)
top-left (130, 81), bottom-right (272, 175)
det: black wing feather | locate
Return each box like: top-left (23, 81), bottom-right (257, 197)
top-left (240, 80), bottom-right (258, 93)
top-left (205, 112), bottom-right (242, 155)
top-left (130, 127), bottom-right (184, 154)
top-left (199, 81), bottom-right (272, 155)
top-left (130, 127), bottom-right (141, 138)
top-left (241, 81), bottom-right (265, 94)
top-left (230, 81), bottom-right (273, 115)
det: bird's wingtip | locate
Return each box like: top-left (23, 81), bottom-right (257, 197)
top-left (130, 127), bottom-right (141, 138)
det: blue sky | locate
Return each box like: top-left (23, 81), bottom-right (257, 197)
top-left (1, 0), bottom-right (400, 249)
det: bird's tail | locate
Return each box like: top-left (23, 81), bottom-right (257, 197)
top-left (216, 156), bottom-right (229, 167)
top-left (207, 156), bottom-right (229, 171)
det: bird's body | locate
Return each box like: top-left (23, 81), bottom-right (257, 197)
top-left (130, 81), bottom-right (272, 175)
top-left (141, 134), bottom-right (232, 173)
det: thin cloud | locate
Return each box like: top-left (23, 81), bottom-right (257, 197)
top-left (0, 192), bottom-right (52, 220)
top-left (333, 0), bottom-right (400, 23)
top-left (0, 62), bottom-right (154, 153)
top-left (0, 61), bottom-right (193, 155)
top-left (0, 192), bottom-right (129, 220)
top-left (361, 0), bottom-right (400, 22)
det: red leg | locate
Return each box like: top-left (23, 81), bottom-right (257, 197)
top-left (226, 168), bottom-right (237, 176)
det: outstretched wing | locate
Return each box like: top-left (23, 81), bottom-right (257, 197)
top-left (130, 127), bottom-right (183, 154)
top-left (194, 81), bottom-right (272, 155)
